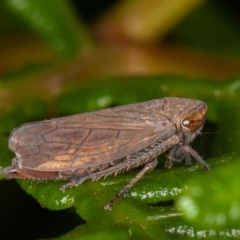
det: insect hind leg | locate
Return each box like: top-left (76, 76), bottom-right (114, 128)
top-left (104, 157), bottom-right (158, 210)
top-left (60, 176), bottom-right (89, 192)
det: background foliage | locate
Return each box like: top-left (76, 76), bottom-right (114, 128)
top-left (0, 0), bottom-right (240, 239)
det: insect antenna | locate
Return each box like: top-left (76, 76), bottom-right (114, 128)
top-left (198, 132), bottom-right (207, 144)
top-left (201, 131), bottom-right (219, 135)
top-left (199, 131), bottom-right (218, 144)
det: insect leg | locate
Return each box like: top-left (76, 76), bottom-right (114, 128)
top-left (165, 147), bottom-right (181, 169)
top-left (59, 176), bottom-right (89, 192)
top-left (104, 157), bottom-right (158, 210)
top-left (184, 152), bottom-right (192, 165)
top-left (182, 145), bottom-right (210, 171)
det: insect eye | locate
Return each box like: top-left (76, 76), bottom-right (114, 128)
top-left (181, 110), bottom-right (205, 132)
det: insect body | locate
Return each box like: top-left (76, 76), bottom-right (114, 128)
top-left (1, 97), bottom-right (209, 209)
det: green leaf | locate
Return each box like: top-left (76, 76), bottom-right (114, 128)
top-left (2, 75), bottom-right (240, 239)
top-left (177, 153), bottom-right (240, 229)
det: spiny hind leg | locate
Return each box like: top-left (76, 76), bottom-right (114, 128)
top-left (60, 175), bottom-right (89, 192)
top-left (104, 157), bottom-right (158, 210)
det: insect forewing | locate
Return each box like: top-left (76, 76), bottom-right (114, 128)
top-left (9, 100), bottom-right (176, 172)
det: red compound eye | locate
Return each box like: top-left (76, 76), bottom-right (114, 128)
top-left (182, 110), bottom-right (206, 132)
